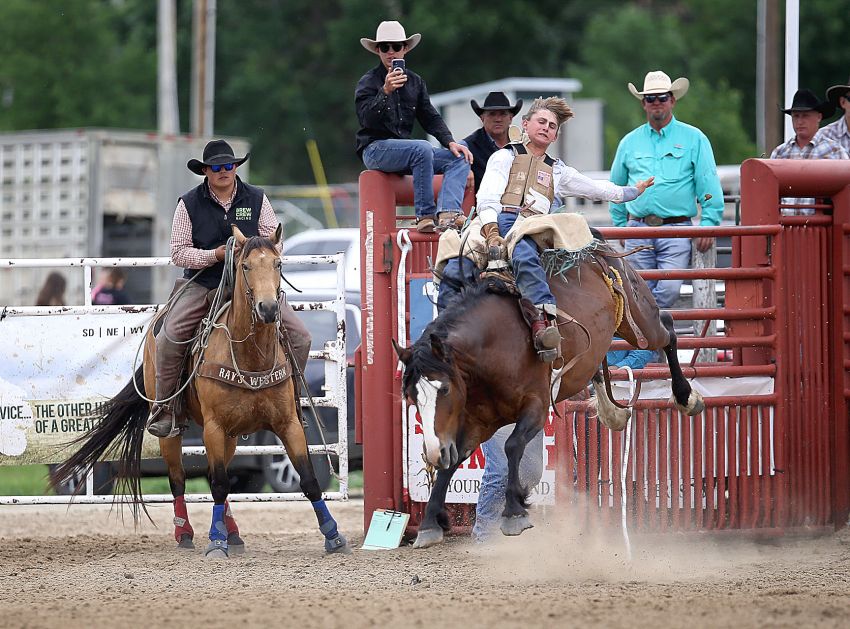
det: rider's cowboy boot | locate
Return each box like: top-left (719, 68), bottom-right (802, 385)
top-left (531, 307), bottom-right (561, 363)
top-left (146, 402), bottom-right (184, 438)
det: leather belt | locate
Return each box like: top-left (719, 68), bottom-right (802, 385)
top-left (502, 207), bottom-right (539, 218)
top-left (629, 213), bottom-right (690, 226)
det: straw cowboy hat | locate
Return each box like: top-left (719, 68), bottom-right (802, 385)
top-left (825, 76), bottom-right (850, 107)
top-left (470, 92), bottom-right (523, 116)
top-left (187, 140), bottom-right (250, 176)
top-left (360, 21), bottom-right (421, 54)
top-left (781, 88), bottom-right (835, 118)
top-left (628, 70), bottom-right (690, 100)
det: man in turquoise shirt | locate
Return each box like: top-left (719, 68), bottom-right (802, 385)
top-left (610, 70), bottom-right (724, 308)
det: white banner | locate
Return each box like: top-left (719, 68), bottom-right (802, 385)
top-left (0, 312), bottom-right (158, 465)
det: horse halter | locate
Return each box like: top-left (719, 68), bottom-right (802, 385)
top-left (236, 242), bottom-right (283, 328)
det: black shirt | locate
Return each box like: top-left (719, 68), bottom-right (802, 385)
top-left (462, 127), bottom-right (500, 193)
top-left (354, 63), bottom-right (454, 158)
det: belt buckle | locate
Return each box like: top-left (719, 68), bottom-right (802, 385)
top-left (644, 214), bottom-right (663, 227)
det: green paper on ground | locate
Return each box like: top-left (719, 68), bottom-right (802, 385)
top-left (361, 509), bottom-right (409, 550)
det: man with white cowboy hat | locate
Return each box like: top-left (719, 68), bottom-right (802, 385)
top-left (609, 70), bottom-right (724, 310)
top-left (355, 20), bottom-right (472, 233)
top-left (146, 139), bottom-right (311, 438)
top-left (462, 91), bottom-right (523, 192)
top-left (815, 77), bottom-right (850, 155)
top-left (770, 88), bottom-right (846, 215)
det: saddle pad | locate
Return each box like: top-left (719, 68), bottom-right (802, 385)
top-left (197, 356), bottom-right (292, 390)
top-left (506, 212), bottom-right (594, 258)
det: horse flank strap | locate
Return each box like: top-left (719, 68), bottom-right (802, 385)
top-left (197, 356), bottom-right (292, 390)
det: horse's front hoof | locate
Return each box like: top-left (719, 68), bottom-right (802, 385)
top-left (413, 527), bottom-right (444, 549)
top-left (325, 534), bottom-right (351, 554)
top-left (204, 539), bottom-right (229, 559)
top-left (500, 515), bottom-right (533, 536)
top-left (177, 533), bottom-right (194, 550)
top-left (227, 532), bottom-right (245, 554)
top-left (673, 391), bottom-right (705, 416)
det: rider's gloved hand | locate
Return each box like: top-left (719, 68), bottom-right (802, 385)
top-left (480, 222), bottom-right (506, 262)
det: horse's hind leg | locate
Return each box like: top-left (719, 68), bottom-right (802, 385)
top-left (413, 463), bottom-right (461, 548)
top-left (659, 312), bottom-right (704, 416)
top-left (160, 436), bottom-right (195, 550)
top-left (274, 403), bottom-right (349, 554)
top-left (500, 399), bottom-right (546, 536)
top-left (590, 371), bottom-right (631, 431)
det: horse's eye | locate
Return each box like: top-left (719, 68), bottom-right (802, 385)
top-left (241, 263), bottom-right (250, 271)
top-left (274, 259), bottom-right (282, 269)
top-left (437, 384), bottom-right (449, 396)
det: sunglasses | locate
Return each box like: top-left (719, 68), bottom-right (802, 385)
top-left (209, 163), bottom-right (235, 173)
top-left (377, 42), bottom-right (404, 53)
top-left (643, 93), bottom-right (671, 104)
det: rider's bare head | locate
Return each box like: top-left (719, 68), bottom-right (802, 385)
top-left (523, 97), bottom-right (574, 128)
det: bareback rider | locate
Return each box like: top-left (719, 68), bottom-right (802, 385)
top-left (146, 140), bottom-right (311, 438)
top-left (476, 97), bottom-right (654, 362)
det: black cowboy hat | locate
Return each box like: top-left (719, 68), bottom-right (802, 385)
top-left (470, 92), bottom-right (522, 116)
top-left (826, 76), bottom-right (850, 107)
top-left (187, 139), bottom-right (250, 176)
top-left (781, 89), bottom-right (835, 118)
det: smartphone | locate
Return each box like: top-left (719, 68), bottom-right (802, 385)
top-left (391, 58), bottom-right (405, 73)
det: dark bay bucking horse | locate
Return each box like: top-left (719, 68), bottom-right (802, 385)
top-left (52, 225), bottom-right (349, 558)
top-left (394, 243), bottom-right (704, 548)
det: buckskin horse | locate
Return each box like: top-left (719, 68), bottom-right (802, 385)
top-left (394, 243), bottom-right (704, 548)
top-left (52, 225), bottom-right (349, 558)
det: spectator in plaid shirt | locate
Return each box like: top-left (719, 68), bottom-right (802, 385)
top-left (146, 140), bottom-right (311, 438)
top-left (815, 77), bottom-right (850, 155)
top-left (769, 89), bottom-right (848, 216)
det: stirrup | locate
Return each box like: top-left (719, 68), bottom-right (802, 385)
top-left (534, 325), bottom-right (561, 350)
top-left (146, 404), bottom-right (184, 439)
top-left (537, 347), bottom-right (559, 363)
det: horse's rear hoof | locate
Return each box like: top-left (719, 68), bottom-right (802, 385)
top-left (227, 532), bottom-right (245, 554)
top-left (500, 515), bottom-right (533, 536)
top-left (325, 534), bottom-right (351, 554)
top-left (413, 527), bottom-right (444, 549)
top-left (204, 540), bottom-right (229, 559)
top-left (673, 391), bottom-right (705, 416)
top-left (177, 534), bottom-right (194, 550)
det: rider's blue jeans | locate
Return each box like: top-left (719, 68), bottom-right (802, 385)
top-left (497, 211), bottom-right (556, 307)
top-left (472, 424), bottom-right (545, 541)
top-left (362, 139), bottom-right (470, 219)
top-left (436, 257), bottom-right (480, 312)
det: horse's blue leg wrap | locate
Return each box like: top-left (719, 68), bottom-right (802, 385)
top-left (311, 499), bottom-right (339, 539)
top-left (209, 503), bottom-right (228, 542)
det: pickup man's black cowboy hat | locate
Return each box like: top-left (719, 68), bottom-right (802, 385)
top-left (781, 89), bottom-right (835, 118)
top-left (187, 139), bottom-right (250, 176)
top-left (470, 92), bottom-right (523, 116)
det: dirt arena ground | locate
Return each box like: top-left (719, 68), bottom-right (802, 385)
top-left (1, 498), bottom-right (849, 628)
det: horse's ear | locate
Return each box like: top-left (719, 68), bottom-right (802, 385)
top-left (272, 223), bottom-right (283, 245)
top-left (231, 224), bottom-right (247, 246)
top-left (392, 338), bottom-right (412, 365)
top-left (429, 333), bottom-right (451, 363)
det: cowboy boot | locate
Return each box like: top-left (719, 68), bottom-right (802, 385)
top-left (531, 306), bottom-right (561, 363)
top-left (146, 401), bottom-right (180, 438)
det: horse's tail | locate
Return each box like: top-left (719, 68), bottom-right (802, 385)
top-left (50, 364), bottom-right (151, 522)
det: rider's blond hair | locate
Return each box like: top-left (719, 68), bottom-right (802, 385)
top-left (523, 97), bottom-right (574, 127)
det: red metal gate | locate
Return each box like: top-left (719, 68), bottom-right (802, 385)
top-left (357, 159), bottom-right (850, 534)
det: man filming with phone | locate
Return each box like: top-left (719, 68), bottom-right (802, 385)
top-left (355, 20), bottom-right (472, 233)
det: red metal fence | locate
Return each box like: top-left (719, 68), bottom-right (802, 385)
top-left (357, 159), bottom-right (850, 534)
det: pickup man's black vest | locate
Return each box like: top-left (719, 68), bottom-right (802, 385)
top-left (180, 176), bottom-right (264, 289)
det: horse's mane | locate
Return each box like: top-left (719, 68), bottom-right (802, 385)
top-left (402, 277), bottom-right (515, 392)
top-left (241, 234), bottom-right (278, 257)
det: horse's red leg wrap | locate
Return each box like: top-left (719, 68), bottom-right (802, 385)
top-left (173, 495), bottom-right (194, 542)
top-left (224, 499), bottom-right (240, 536)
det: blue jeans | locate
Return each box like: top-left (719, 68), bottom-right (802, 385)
top-left (362, 139), bottom-right (470, 219)
top-left (472, 424), bottom-right (545, 541)
top-left (498, 211), bottom-right (555, 307)
top-left (624, 219), bottom-right (692, 309)
top-left (436, 257), bottom-right (480, 312)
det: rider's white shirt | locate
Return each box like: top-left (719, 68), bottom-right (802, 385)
top-left (476, 148), bottom-right (628, 226)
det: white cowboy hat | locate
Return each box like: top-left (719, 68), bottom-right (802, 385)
top-left (628, 70), bottom-right (689, 100)
top-left (360, 20), bottom-right (421, 54)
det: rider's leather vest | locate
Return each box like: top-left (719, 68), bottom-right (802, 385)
top-left (500, 143), bottom-right (556, 212)
top-left (180, 176), bottom-right (264, 289)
